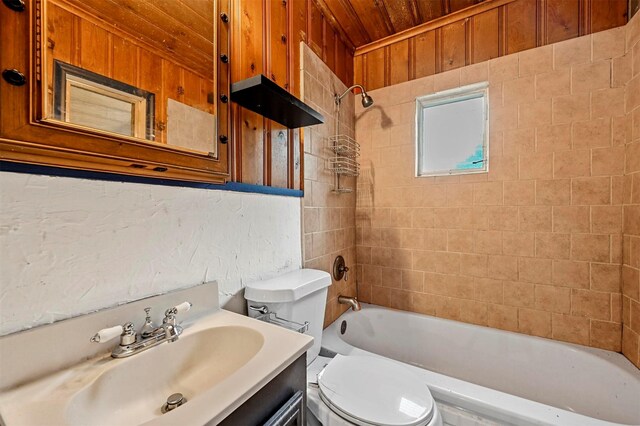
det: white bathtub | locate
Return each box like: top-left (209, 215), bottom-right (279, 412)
top-left (321, 304), bottom-right (640, 426)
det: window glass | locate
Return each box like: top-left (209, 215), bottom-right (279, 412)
top-left (416, 83), bottom-right (489, 177)
top-left (68, 84), bottom-right (137, 137)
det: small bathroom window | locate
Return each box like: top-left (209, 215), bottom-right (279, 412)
top-left (415, 82), bottom-right (489, 177)
top-left (52, 61), bottom-right (155, 141)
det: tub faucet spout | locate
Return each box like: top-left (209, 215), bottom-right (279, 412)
top-left (338, 295), bottom-right (361, 311)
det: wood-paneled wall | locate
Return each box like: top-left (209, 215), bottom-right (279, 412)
top-left (230, 0), bottom-right (353, 188)
top-left (353, 0), bottom-right (628, 90)
top-left (59, 0), bottom-right (214, 78)
top-left (305, 0), bottom-right (354, 87)
top-left (46, 1), bottom-right (214, 146)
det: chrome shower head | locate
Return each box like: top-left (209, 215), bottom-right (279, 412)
top-left (361, 93), bottom-right (374, 108)
top-left (335, 84), bottom-right (374, 108)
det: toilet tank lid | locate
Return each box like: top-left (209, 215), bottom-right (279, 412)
top-left (244, 269), bottom-right (331, 303)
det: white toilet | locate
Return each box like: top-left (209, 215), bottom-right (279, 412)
top-left (244, 269), bottom-right (442, 426)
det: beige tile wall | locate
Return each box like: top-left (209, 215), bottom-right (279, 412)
top-left (301, 44), bottom-right (358, 327)
top-left (622, 12), bottom-right (640, 369)
top-left (354, 25), bottom-right (633, 353)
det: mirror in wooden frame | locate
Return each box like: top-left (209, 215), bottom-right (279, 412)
top-left (42, 0), bottom-right (218, 157)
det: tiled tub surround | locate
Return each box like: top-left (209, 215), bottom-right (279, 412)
top-left (622, 12), bottom-right (640, 368)
top-left (301, 44), bottom-right (358, 327)
top-left (354, 19), bottom-right (638, 358)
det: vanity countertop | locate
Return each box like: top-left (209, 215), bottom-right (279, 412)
top-left (0, 308), bottom-right (313, 425)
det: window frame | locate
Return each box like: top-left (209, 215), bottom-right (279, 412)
top-left (53, 60), bottom-right (155, 141)
top-left (415, 82), bottom-right (490, 178)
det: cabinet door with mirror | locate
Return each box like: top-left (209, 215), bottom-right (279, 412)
top-left (1, 0), bottom-right (230, 183)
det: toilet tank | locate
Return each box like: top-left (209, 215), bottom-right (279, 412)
top-left (244, 269), bottom-right (331, 365)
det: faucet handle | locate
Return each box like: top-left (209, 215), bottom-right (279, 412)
top-left (163, 302), bottom-right (192, 325)
top-left (121, 322), bottom-right (136, 345)
top-left (333, 256), bottom-right (350, 281)
top-left (174, 302), bottom-right (192, 314)
top-left (90, 325), bottom-right (123, 343)
top-left (90, 322), bottom-right (135, 344)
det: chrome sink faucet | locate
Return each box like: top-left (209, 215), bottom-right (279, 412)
top-left (91, 302), bottom-right (192, 358)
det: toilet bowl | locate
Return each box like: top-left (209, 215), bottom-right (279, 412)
top-left (244, 269), bottom-right (442, 426)
top-left (307, 355), bottom-right (442, 426)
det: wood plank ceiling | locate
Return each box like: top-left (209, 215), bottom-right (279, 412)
top-left (315, 0), bottom-right (485, 48)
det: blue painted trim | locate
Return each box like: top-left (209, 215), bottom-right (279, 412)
top-left (0, 161), bottom-right (304, 198)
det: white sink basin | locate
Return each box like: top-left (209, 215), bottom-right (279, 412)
top-left (0, 310), bottom-right (313, 425)
top-left (67, 326), bottom-right (263, 425)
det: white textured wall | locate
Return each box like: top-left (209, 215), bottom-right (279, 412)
top-left (0, 171), bottom-right (302, 335)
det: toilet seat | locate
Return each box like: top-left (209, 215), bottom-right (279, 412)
top-left (317, 354), bottom-right (435, 426)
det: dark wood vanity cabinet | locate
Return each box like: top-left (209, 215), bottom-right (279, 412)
top-left (219, 354), bottom-right (307, 426)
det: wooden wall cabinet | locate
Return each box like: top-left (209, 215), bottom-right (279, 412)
top-left (0, 0), bottom-right (352, 190)
top-left (1, 0), bottom-right (230, 184)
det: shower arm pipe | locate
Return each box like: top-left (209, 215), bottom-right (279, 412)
top-left (335, 85), bottom-right (366, 104)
